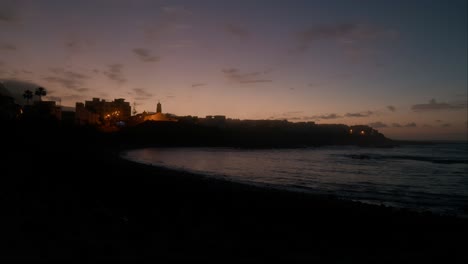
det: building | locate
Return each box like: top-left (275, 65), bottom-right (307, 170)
top-left (0, 82), bottom-right (21, 120)
top-left (34, 101), bottom-right (62, 120)
top-left (349, 125), bottom-right (375, 136)
top-left (156, 101), bottom-right (162, 113)
top-left (0, 95), bottom-right (21, 120)
top-left (75, 98), bottom-right (131, 125)
top-left (75, 102), bottom-right (99, 125)
top-left (21, 101), bottom-right (62, 121)
top-left (201, 115), bottom-right (227, 127)
top-left (61, 110), bottom-right (76, 125)
top-left (128, 101), bottom-right (177, 125)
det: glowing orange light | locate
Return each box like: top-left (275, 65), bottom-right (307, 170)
top-left (349, 129), bottom-right (353, 134)
top-left (360, 130), bottom-right (365, 135)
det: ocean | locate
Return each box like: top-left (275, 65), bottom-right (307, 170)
top-left (122, 143), bottom-right (468, 217)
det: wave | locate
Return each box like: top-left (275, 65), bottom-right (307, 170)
top-left (344, 154), bottom-right (468, 164)
top-left (123, 147), bottom-right (468, 217)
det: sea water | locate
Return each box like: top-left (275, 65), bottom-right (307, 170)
top-left (122, 143), bottom-right (468, 217)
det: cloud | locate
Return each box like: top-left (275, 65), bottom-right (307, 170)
top-left (387, 105), bottom-right (396, 112)
top-left (133, 48), bottom-right (160, 62)
top-left (64, 39), bottom-right (95, 53)
top-left (295, 23), bottom-right (398, 52)
top-left (161, 6), bottom-right (192, 16)
top-left (98, 92), bottom-right (109, 98)
top-left (60, 94), bottom-right (87, 102)
top-left (269, 111), bottom-right (309, 121)
top-left (0, 43), bottom-right (17, 51)
top-left (167, 40), bottom-right (194, 49)
top-left (319, 113), bottom-right (342, 119)
top-left (240, 79), bottom-right (272, 84)
top-left (144, 6), bottom-right (193, 42)
top-left (284, 111), bottom-right (303, 115)
top-left (308, 113), bottom-right (342, 120)
top-left (411, 99), bottom-right (467, 112)
top-left (390, 122), bottom-right (417, 128)
top-left (0, 13), bottom-right (15, 22)
top-left (134, 97), bottom-right (148, 101)
top-left (307, 82), bottom-right (326, 88)
top-left (345, 111), bottom-right (373, 118)
top-left (65, 40), bottom-right (81, 52)
top-left (45, 95), bottom-right (62, 102)
top-left (222, 68), bottom-right (273, 84)
top-left (191, 83), bottom-right (207, 88)
top-left (299, 23), bottom-right (356, 42)
top-left (132, 88), bottom-right (153, 98)
top-left (404, 122), bottom-right (417, 128)
top-left (2, 68), bottom-right (34, 79)
top-left (0, 6), bottom-right (18, 23)
top-left (103, 64), bottom-right (126, 84)
top-left (42, 76), bottom-right (81, 90)
top-left (368, 121), bottom-right (387, 128)
top-left (441, 123), bottom-right (451, 128)
top-left (43, 68), bottom-right (90, 91)
top-left (225, 24), bottom-right (250, 39)
top-left (0, 79), bottom-right (44, 104)
top-left (49, 68), bottom-right (88, 79)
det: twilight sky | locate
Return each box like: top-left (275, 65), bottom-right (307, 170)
top-left (0, 0), bottom-right (466, 140)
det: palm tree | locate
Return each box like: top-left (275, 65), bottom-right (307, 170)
top-left (34, 87), bottom-right (47, 101)
top-left (23, 90), bottom-right (33, 105)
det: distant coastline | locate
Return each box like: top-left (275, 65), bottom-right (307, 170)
top-left (116, 120), bottom-right (396, 148)
top-left (393, 139), bottom-right (468, 145)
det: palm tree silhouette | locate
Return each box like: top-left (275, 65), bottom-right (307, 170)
top-left (35, 87), bottom-right (47, 101)
top-left (23, 90), bottom-right (33, 105)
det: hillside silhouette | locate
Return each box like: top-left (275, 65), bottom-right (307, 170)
top-left (117, 120), bottom-right (394, 148)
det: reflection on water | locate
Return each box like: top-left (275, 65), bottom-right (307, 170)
top-left (122, 144), bottom-right (468, 217)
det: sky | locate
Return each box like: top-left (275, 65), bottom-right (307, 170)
top-left (0, 0), bottom-right (466, 140)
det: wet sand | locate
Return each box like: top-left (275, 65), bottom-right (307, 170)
top-left (1, 126), bottom-right (467, 262)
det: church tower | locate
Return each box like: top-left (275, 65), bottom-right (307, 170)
top-left (156, 101), bottom-right (162, 113)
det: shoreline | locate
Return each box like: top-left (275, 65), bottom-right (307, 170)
top-left (115, 155), bottom-right (468, 261)
top-left (121, 147), bottom-right (468, 219)
top-left (119, 154), bottom-right (465, 218)
top-left (2, 129), bottom-right (468, 262)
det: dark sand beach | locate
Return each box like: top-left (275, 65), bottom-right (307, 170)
top-left (1, 125), bottom-right (467, 262)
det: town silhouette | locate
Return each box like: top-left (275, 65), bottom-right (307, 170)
top-left (1, 83), bottom-right (466, 262)
top-left (2, 84), bottom-right (395, 148)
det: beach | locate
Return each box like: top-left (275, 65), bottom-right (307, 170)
top-left (1, 125), bottom-right (467, 262)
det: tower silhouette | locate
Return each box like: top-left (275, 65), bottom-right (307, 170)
top-left (156, 101), bottom-right (162, 113)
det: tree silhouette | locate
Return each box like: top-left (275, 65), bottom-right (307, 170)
top-left (23, 90), bottom-right (33, 105)
top-left (35, 87), bottom-right (47, 101)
